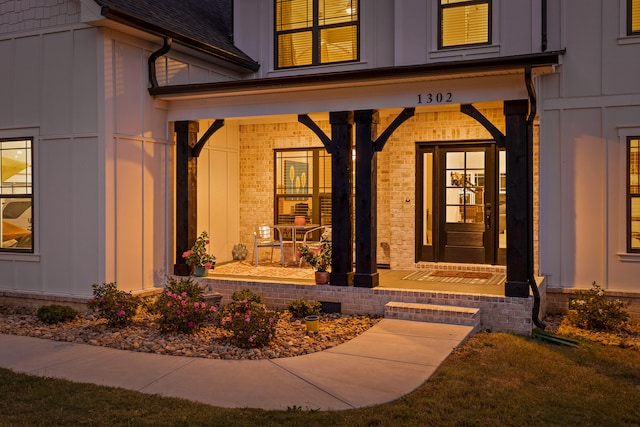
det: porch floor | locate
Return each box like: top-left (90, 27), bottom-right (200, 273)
top-left (209, 261), bottom-right (505, 296)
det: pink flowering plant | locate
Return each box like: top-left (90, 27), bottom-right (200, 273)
top-left (154, 277), bottom-right (218, 334)
top-left (297, 235), bottom-right (332, 272)
top-left (219, 295), bottom-right (278, 349)
top-left (182, 231), bottom-right (216, 269)
top-left (87, 282), bottom-right (140, 327)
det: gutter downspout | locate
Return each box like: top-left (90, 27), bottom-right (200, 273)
top-left (525, 65), bottom-right (546, 330)
top-left (148, 37), bottom-right (172, 89)
top-left (541, 0), bottom-right (548, 51)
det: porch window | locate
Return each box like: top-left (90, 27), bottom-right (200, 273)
top-left (629, 138), bottom-right (640, 252)
top-left (439, 0), bottom-right (491, 49)
top-left (1, 138), bottom-right (33, 252)
top-left (275, 148), bottom-right (331, 238)
top-left (275, 0), bottom-right (359, 68)
top-left (630, 0), bottom-right (640, 35)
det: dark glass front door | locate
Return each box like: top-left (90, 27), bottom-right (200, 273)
top-left (417, 142), bottom-right (505, 265)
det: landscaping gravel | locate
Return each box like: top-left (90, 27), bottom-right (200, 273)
top-left (0, 305), bottom-right (381, 360)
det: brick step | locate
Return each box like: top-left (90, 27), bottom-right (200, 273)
top-left (384, 302), bottom-right (480, 331)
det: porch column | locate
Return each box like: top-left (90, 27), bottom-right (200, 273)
top-left (353, 110), bottom-right (379, 288)
top-left (329, 111), bottom-right (354, 286)
top-left (174, 121), bottom-right (199, 276)
top-left (504, 100), bottom-right (530, 297)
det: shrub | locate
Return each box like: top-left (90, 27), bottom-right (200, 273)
top-left (155, 289), bottom-right (217, 334)
top-left (165, 276), bottom-right (203, 300)
top-left (220, 300), bottom-right (278, 348)
top-left (86, 282), bottom-right (140, 327)
top-left (568, 282), bottom-right (629, 331)
top-left (287, 298), bottom-right (321, 319)
top-left (231, 288), bottom-right (263, 304)
top-left (36, 305), bottom-right (78, 324)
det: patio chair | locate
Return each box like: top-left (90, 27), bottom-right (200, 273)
top-left (298, 226), bottom-right (331, 267)
top-left (253, 224), bottom-right (285, 267)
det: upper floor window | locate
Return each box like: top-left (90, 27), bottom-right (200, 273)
top-left (629, 137), bottom-right (640, 252)
top-left (1, 138), bottom-right (33, 252)
top-left (275, 0), bottom-right (359, 69)
top-left (439, 0), bottom-right (491, 49)
top-left (629, 0), bottom-right (640, 35)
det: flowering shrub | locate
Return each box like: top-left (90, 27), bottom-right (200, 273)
top-left (164, 276), bottom-right (203, 299)
top-left (231, 288), bottom-right (263, 304)
top-left (220, 300), bottom-right (278, 348)
top-left (155, 289), bottom-right (217, 334)
top-left (87, 282), bottom-right (140, 327)
top-left (182, 231), bottom-right (216, 269)
top-left (568, 282), bottom-right (629, 331)
top-left (297, 235), bottom-right (332, 272)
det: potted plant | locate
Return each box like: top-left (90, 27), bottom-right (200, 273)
top-left (297, 235), bottom-right (331, 284)
top-left (183, 231), bottom-right (216, 277)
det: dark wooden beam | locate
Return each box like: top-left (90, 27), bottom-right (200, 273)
top-left (354, 110), bottom-right (380, 287)
top-left (174, 121), bottom-right (199, 276)
top-left (173, 119), bottom-right (225, 276)
top-left (504, 100), bottom-right (530, 297)
top-left (328, 111), bottom-right (354, 286)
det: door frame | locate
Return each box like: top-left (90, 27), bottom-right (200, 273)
top-left (416, 140), bottom-right (504, 265)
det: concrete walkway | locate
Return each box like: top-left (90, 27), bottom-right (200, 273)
top-left (0, 319), bottom-right (473, 411)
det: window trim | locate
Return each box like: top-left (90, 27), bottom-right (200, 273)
top-left (0, 137), bottom-right (34, 254)
top-left (629, 0), bottom-right (640, 36)
top-left (273, 147), bottom-right (332, 229)
top-left (628, 136), bottom-right (640, 253)
top-left (274, 0), bottom-right (360, 69)
top-left (438, 0), bottom-right (492, 50)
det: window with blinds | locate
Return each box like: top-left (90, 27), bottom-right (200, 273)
top-left (274, 148), bottom-right (332, 236)
top-left (275, 0), bottom-right (359, 68)
top-left (630, 0), bottom-right (640, 35)
top-left (629, 138), bottom-right (640, 251)
top-left (439, 0), bottom-right (491, 49)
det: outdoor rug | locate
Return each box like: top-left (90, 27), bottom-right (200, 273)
top-left (209, 261), bottom-right (315, 281)
top-left (402, 270), bottom-right (506, 286)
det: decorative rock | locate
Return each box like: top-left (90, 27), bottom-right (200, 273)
top-left (0, 306), bottom-right (382, 360)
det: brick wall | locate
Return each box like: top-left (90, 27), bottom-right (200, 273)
top-left (0, 0), bottom-right (79, 34)
top-left (235, 108), bottom-right (543, 273)
top-left (547, 287), bottom-right (640, 321)
top-left (198, 278), bottom-right (535, 335)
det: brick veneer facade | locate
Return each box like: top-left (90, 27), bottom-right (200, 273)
top-left (236, 108), bottom-right (542, 273)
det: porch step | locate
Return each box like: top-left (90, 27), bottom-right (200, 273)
top-left (384, 302), bottom-right (480, 331)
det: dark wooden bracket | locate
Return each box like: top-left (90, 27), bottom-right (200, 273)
top-left (373, 107), bottom-right (415, 152)
top-left (298, 114), bottom-right (333, 153)
top-left (192, 119), bottom-right (224, 157)
top-left (461, 104), bottom-right (506, 148)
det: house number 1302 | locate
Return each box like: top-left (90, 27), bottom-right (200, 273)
top-left (417, 92), bottom-right (453, 104)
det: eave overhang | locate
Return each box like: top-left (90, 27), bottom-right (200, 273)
top-left (149, 50), bottom-right (564, 101)
top-left (100, 6), bottom-right (260, 73)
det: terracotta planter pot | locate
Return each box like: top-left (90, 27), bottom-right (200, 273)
top-left (294, 215), bottom-right (306, 225)
top-left (314, 271), bottom-right (329, 284)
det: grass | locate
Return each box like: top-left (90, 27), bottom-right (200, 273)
top-left (1, 332), bottom-right (639, 426)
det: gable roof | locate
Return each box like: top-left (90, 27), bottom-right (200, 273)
top-left (94, 0), bottom-right (259, 72)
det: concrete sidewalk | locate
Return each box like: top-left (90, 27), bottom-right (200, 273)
top-left (0, 319), bottom-right (473, 410)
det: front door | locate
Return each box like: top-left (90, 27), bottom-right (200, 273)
top-left (417, 142), bottom-right (505, 265)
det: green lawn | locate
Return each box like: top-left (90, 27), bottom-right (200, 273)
top-left (1, 332), bottom-right (639, 426)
